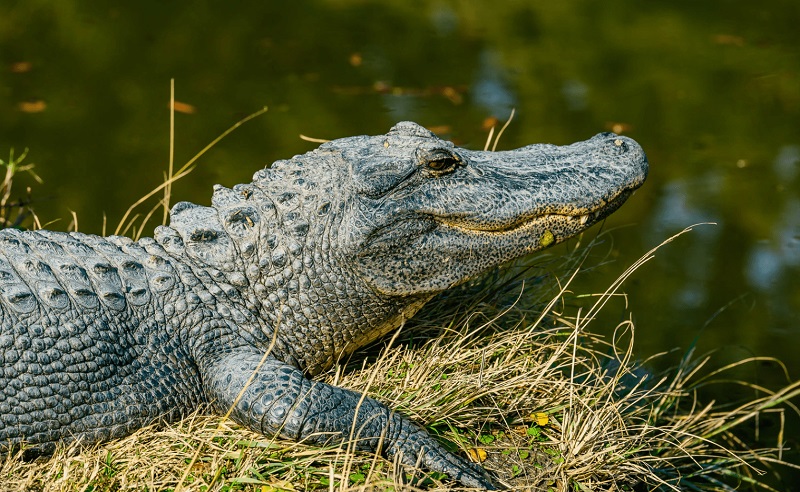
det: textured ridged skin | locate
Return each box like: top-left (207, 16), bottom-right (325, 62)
top-left (0, 122), bottom-right (647, 489)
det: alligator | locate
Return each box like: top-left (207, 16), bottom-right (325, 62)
top-left (0, 122), bottom-right (647, 489)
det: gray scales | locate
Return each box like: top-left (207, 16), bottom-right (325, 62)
top-left (0, 122), bottom-right (647, 489)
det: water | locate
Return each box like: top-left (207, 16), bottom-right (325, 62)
top-left (2, 0), bottom-right (799, 482)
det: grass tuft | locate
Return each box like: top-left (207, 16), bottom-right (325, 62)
top-left (0, 148), bottom-right (42, 230)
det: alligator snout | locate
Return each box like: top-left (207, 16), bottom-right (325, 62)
top-left (591, 132), bottom-right (649, 183)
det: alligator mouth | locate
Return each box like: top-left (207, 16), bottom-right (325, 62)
top-left (435, 189), bottom-right (633, 235)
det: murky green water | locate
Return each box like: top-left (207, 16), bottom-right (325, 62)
top-left (2, 0), bottom-right (799, 481)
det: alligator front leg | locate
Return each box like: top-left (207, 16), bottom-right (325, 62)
top-left (203, 350), bottom-right (495, 489)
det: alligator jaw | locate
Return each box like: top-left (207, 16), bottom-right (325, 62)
top-left (434, 188), bottom-right (633, 238)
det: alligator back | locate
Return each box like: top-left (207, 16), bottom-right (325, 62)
top-left (0, 228), bottom-right (203, 454)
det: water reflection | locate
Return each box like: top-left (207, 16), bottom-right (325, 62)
top-left (748, 196), bottom-right (800, 291)
top-left (748, 242), bottom-right (783, 291)
top-left (473, 50), bottom-right (515, 113)
top-left (774, 144), bottom-right (799, 182)
top-left (650, 179), bottom-right (721, 235)
top-left (429, 3), bottom-right (458, 36)
top-left (649, 180), bottom-right (721, 310)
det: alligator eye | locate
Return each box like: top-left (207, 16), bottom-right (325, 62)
top-left (426, 156), bottom-right (460, 174)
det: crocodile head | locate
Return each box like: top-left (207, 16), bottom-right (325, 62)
top-left (330, 121), bottom-right (648, 297)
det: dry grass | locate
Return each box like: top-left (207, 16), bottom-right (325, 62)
top-left (0, 148), bottom-right (42, 230)
top-left (2, 229), bottom-right (798, 491)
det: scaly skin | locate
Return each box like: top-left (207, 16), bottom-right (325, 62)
top-left (0, 122), bottom-right (647, 488)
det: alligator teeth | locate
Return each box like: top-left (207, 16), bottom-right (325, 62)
top-left (579, 214), bottom-right (590, 225)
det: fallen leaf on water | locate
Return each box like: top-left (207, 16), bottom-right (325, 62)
top-left (604, 121), bottom-right (633, 134)
top-left (426, 125), bottom-right (451, 135)
top-left (170, 100), bottom-right (196, 114)
top-left (482, 116), bottom-right (500, 131)
top-left (713, 34), bottom-right (745, 46)
top-left (18, 100), bottom-right (47, 113)
top-left (442, 86), bottom-right (462, 105)
top-left (372, 81), bottom-right (392, 93)
top-left (10, 61), bottom-right (33, 73)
